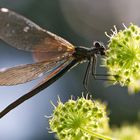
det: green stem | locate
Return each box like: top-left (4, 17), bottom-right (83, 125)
top-left (80, 127), bottom-right (113, 140)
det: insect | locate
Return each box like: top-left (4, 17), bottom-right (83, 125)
top-left (0, 8), bottom-right (106, 118)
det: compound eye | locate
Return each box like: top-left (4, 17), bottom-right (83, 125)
top-left (93, 41), bottom-right (101, 48)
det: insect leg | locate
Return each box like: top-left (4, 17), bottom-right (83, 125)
top-left (83, 58), bottom-right (93, 91)
top-left (92, 56), bottom-right (115, 81)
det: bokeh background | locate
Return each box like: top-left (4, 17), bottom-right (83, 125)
top-left (0, 0), bottom-right (140, 140)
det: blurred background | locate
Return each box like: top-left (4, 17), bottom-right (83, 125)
top-left (0, 0), bottom-right (140, 140)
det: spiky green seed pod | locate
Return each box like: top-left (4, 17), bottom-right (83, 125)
top-left (103, 24), bottom-right (140, 93)
top-left (49, 95), bottom-right (111, 140)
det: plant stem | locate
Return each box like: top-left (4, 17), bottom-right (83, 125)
top-left (80, 127), bottom-right (113, 140)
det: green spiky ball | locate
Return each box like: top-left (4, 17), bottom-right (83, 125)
top-left (103, 24), bottom-right (140, 93)
top-left (49, 96), bottom-right (110, 140)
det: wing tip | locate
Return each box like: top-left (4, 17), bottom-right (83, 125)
top-left (0, 8), bottom-right (9, 13)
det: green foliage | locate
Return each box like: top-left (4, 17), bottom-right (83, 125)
top-left (111, 124), bottom-right (140, 140)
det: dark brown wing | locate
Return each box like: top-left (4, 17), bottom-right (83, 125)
top-left (0, 8), bottom-right (75, 62)
top-left (0, 60), bottom-right (59, 86)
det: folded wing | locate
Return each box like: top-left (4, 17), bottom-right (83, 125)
top-left (0, 8), bottom-right (75, 62)
top-left (0, 60), bottom-right (59, 85)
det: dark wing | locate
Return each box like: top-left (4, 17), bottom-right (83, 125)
top-left (0, 8), bottom-right (75, 62)
top-left (0, 60), bottom-right (59, 86)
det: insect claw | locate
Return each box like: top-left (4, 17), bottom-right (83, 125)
top-left (83, 84), bottom-right (89, 93)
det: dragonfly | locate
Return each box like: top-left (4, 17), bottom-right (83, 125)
top-left (0, 8), bottom-right (106, 118)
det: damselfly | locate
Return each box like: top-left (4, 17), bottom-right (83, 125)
top-left (0, 8), bottom-right (106, 118)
